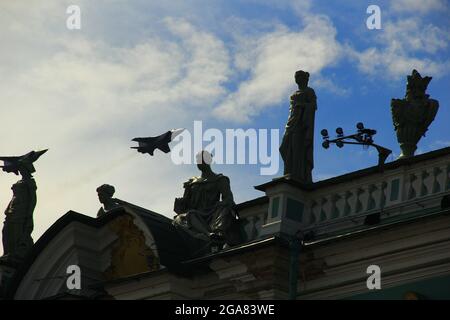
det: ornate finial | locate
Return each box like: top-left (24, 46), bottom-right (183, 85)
top-left (405, 69), bottom-right (432, 101)
top-left (391, 70), bottom-right (439, 158)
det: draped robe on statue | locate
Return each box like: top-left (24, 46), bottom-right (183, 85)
top-left (279, 86), bottom-right (317, 183)
top-left (173, 173), bottom-right (240, 249)
top-left (2, 178), bottom-right (36, 260)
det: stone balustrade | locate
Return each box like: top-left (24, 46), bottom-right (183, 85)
top-left (248, 148), bottom-right (450, 240)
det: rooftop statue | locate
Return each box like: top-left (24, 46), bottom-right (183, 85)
top-left (96, 184), bottom-right (121, 217)
top-left (0, 150), bottom-right (47, 263)
top-left (391, 69), bottom-right (439, 158)
top-left (173, 151), bottom-right (241, 255)
top-left (280, 70), bottom-right (317, 183)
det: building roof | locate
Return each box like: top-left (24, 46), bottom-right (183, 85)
top-left (5, 203), bottom-right (190, 298)
top-left (255, 147), bottom-right (450, 192)
top-left (6, 147), bottom-right (450, 298)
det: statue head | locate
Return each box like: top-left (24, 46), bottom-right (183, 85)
top-left (295, 70), bottom-right (310, 89)
top-left (97, 184), bottom-right (115, 204)
top-left (195, 150), bottom-right (213, 172)
top-left (405, 69), bottom-right (432, 101)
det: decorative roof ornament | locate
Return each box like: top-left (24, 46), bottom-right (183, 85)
top-left (391, 69), bottom-right (439, 158)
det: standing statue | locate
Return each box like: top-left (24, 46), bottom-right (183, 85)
top-left (96, 184), bottom-right (120, 218)
top-left (391, 69), bottom-right (439, 158)
top-left (280, 70), bottom-right (317, 183)
top-left (0, 150), bottom-right (47, 262)
top-left (173, 151), bottom-right (241, 254)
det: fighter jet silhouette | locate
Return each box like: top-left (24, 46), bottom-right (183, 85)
top-left (131, 128), bottom-right (185, 156)
top-left (0, 149), bottom-right (48, 175)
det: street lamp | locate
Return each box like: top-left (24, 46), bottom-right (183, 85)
top-left (321, 122), bottom-right (392, 168)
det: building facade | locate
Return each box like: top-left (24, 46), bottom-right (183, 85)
top-left (1, 147), bottom-right (450, 300)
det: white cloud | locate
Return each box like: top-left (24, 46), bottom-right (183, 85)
top-left (1, 0), bottom-right (448, 256)
top-left (349, 17), bottom-right (450, 78)
top-left (349, 47), bottom-right (449, 79)
top-left (241, 0), bottom-right (312, 14)
top-left (213, 15), bottom-right (342, 122)
top-left (391, 0), bottom-right (447, 14)
top-left (382, 19), bottom-right (449, 54)
top-left (0, 3), bottom-right (232, 254)
top-left (310, 76), bottom-right (351, 96)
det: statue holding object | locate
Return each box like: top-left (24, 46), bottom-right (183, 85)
top-left (0, 150), bottom-right (47, 263)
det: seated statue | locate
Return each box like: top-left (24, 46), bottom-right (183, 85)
top-left (96, 184), bottom-right (120, 218)
top-left (173, 151), bottom-right (241, 254)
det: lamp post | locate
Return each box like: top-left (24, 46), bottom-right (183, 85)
top-left (321, 123), bottom-right (392, 168)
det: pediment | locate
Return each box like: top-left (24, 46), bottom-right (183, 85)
top-left (12, 204), bottom-right (184, 300)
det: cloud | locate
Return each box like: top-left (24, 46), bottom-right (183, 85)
top-left (349, 47), bottom-right (449, 79)
top-left (381, 19), bottom-right (449, 54)
top-left (348, 17), bottom-right (450, 79)
top-left (213, 15), bottom-right (342, 123)
top-left (241, 0), bottom-right (312, 14)
top-left (0, 3), bottom-right (232, 253)
top-left (310, 76), bottom-right (351, 97)
top-left (390, 0), bottom-right (447, 14)
top-left (1, 0), bottom-right (448, 256)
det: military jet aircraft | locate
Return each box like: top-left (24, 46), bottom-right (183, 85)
top-left (131, 128), bottom-right (185, 156)
top-left (0, 149), bottom-right (48, 175)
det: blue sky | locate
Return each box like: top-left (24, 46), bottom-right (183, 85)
top-left (0, 0), bottom-right (449, 250)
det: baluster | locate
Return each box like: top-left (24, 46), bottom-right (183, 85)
top-left (420, 169), bottom-right (431, 197)
top-left (407, 173), bottom-right (417, 200)
top-left (446, 164), bottom-right (450, 191)
top-left (320, 197), bottom-right (328, 222)
top-left (310, 200), bottom-right (318, 224)
top-left (367, 184), bottom-right (379, 210)
top-left (344, 190), bottom-right (353, 216)
top-left (331, 194), bottom-right (341, 219)
top-left (355, 187), bottom-right (365, 213)
top-left (379, 181), bottom-right (387, 210)
top-left (432, 166), bottom-right (443, 194)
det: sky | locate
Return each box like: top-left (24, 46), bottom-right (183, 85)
top-left (0, 0), bottom-right (449, 254)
